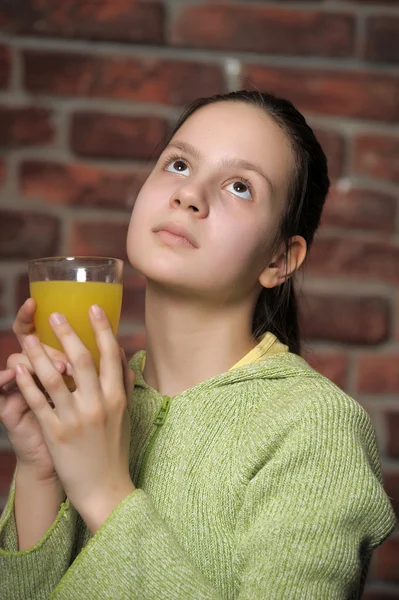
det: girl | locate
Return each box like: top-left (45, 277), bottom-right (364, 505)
top-left (0, 91), bottom-right (395, 599)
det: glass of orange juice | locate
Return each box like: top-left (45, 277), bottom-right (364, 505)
top-left (28, 256), bottom-right (123, 391)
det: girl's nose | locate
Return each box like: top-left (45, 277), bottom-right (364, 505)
top-left (170, 185), bottom-right (209, 217)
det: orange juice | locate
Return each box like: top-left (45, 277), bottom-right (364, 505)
top-left (30, 280), bottom-right (123, 383)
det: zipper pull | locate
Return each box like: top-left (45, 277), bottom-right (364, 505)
top-left (154, 395), bottom-right (171, 426)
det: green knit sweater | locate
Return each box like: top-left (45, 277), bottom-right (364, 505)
top-left (0, 348), bottom-right (395, 599)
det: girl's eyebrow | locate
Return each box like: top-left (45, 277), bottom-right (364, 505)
top-left (166, 140), bottom-right (275, 196)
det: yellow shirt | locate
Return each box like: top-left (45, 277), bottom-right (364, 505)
top-left (229, 332), bottom-right (288, 370)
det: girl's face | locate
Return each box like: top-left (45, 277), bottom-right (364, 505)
top-left (127, 101), bottom-right (294, 304)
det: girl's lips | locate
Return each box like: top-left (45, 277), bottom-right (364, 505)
top-left (155, 230), bottom-right (197, 249)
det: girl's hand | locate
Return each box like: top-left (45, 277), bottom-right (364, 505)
top-left (14, 305), bottom-right (136, 532)
top-left (0, 298), bottom-right (70, 484)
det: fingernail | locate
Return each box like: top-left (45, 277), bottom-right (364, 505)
top-left (24, 335), bottom-right (39, 348)
top-left (90, 304), bottom-right (104, 319)
top-left (15, 364), bottom-right (26, 376)
top-left (50, 312), bottom-right (66, 326)
top-left (54, 360), bottom-right (64, 372)
top-left (66, 362), bottom-right (73, 376)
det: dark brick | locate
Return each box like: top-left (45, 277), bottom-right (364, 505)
top-left (0, 0), bottom-right (165, 45)
top-left (314, 129), bottom-right (345, 181)
top-left (0, 331), bottom-right (20, 370)
top-left (383, 472), bottom-right (399, 521)
top-left (118, 331), bottom-right (146, 358)
top-left (121, 273), bottom-right (146, 322)
top-left (0, 280), bottom-right (4, 318)
top-left (0, 46), bottom-right (10, 89)
top-left (171, 5), bottom-right (354, 58)
top-left (15, 273), bottom-right (30, 314)
top-left (0, 450), bottom-right (16, 496)
top-left (353, 134), bottom-right (399, 184)
top-left (0, 159), bottom-right (5, 187)
top-left (23, 50), bottom-right (226, 106)
top-left (385, 411), bottom-right (399, 459)
top-left (357, 355), bottom-right (399, 394)
top-left (322, 186), bottom-right (397, 233)
top-left (244, 65), bottom-right (399, 122)
top-left (373, 538), bottom-right (399, 582)
top-left (20, 160), bottom-right (150, 211)
top-left (69, 220), bottom-right (129, 261)
top-left (307, 237), bottom-right (399, 285)
top-left (0, 210), bottom-right (61, 259)
top-left (0, 105), bottom-right (54, 147)
top-left (302, 351), bottom-right (349, 390)
top-left (366, 16), bottom-right (399, 64)
top-left (70, 112), bottom-right (167, 160)
top-left (300, 294), bottom-right (390, 345)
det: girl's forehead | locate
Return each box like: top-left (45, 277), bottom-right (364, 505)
top-left (170, 102), bottom-right (293, 193)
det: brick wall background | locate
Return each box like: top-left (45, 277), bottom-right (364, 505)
top-left (0, 0), bottom-right (398, 596)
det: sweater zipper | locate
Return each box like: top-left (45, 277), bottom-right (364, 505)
top-left (137, 395), bottom-right (171, 489)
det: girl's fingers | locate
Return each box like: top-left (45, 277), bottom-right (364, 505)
top-left (88, 306), bottom-right (124, 400)
top-left (14, 364), bottom-right (57, 431)
top-left (12, 298), bottom-right (37, 346)
top-left (45, 313), bottom-right (101, 408)
top-left (20, 335), bottom-right (71, 419)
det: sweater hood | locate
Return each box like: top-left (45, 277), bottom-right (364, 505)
top-left (129, 350), bottom-right (320, 396)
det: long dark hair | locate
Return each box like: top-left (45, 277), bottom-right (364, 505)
top-left (162, 91), bottom-right (330, 355)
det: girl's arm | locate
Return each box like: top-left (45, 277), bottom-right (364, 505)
top-left (14, 466), bottom-right (66, 551)
top-left (0, 467), bottom-right (78, 600)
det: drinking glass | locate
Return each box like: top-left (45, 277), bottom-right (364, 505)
top-left (28, 256), bottom-right (123, 391)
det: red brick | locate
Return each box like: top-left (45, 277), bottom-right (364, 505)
top-left (121, 273), bottom-right (146, 322)
top-left (118, 331), bottom-right (146, 358)
top-left (383, 472), bottom-right (399, 521)
top-left (70, 113), bottom-right (167, 160)
top-left (365, 16), bottom-right (399, 64)
top-left (244, 65), bottom-right (399, 122)
top-left (300, 294), bottom-right (390, 345)
top-left (313, 129), bottom-right (345, 181)
top-left (69, 220), bottom-right (129, 261)
top-left (302, 351), bottom-right (349, 390)
top-left (0, 450), bottom-right (16, 496)
top-left (20, 160), bottom-right (150, 211)
top-left (357, 355), bottom-right (399, 394)
top-left (0, 210), bottom-right (61, 259)
top-left (0, 46), bottom-right (10, 89)
top-left (171, 5), bottom-right (354, 58)
top-left (0, 0), bottom-right (164, 45)
top-left (353, 134), bottom-right (399, 184)
top-left (372, 538), bottom-right (399, 582)
top-left (0, 105), bottom-right (54, 148)
top-left (385, 411), bottom-right (399, 458)
top-left (307, 236), bottom-right (399, 285)
top-left (0, 331), bottom-right (20, 370)
top-left (23, 50), bottom-right (225, 106)
top-left (322, 186), bottom-right (397, 233)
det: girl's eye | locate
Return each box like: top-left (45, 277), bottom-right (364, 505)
top-left (225, 180), bottom-right (252, 200)
top-left (166, 159), bottom-right (190, 176)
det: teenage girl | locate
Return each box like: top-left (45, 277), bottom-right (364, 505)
top-left (0, 91), bottom-right (395, 599)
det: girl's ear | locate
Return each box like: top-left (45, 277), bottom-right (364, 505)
top-left (258, 236), bottom-right (307, 289)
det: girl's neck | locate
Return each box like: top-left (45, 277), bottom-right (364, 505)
top-left (142, 282), bottom-right (258, 397)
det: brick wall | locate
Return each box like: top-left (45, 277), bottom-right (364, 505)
top-left (0, 0), bottom-right (398, 596)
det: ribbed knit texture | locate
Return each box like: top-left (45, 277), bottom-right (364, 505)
top-left (0, 348), bottom-right (395, 599)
